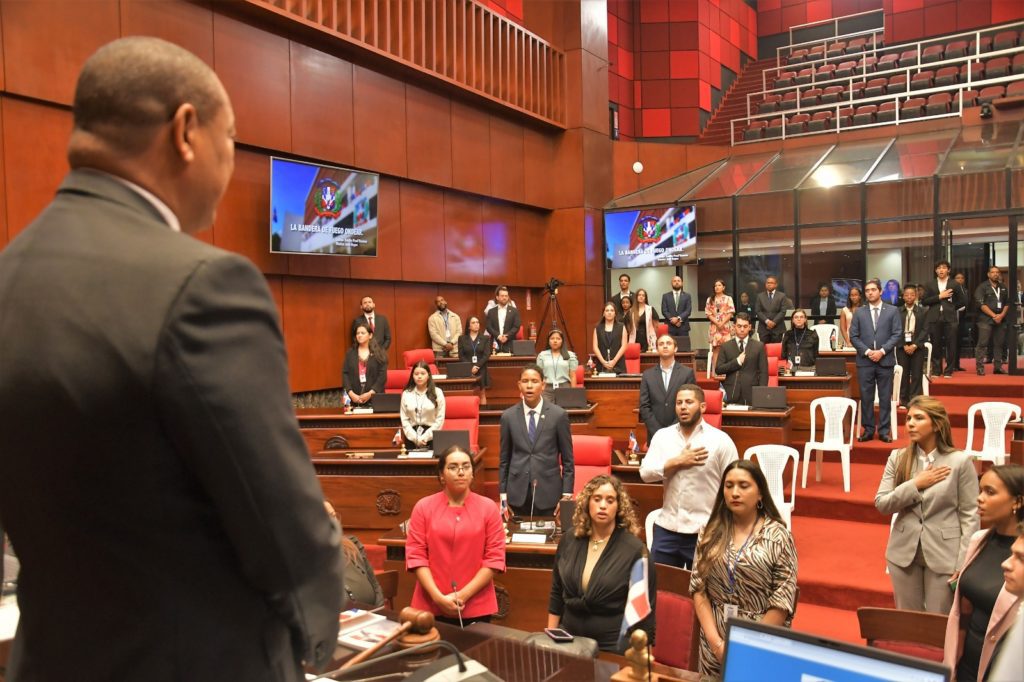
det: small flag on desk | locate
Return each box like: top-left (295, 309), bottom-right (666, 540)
top-left (627, 430), bottom-right (638, 455)
top-left (392, 428), bottom-right (403, 446)
top-left (618, 556), bottom-right (651, 649)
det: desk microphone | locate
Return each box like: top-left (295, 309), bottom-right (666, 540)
top-left (527, 479), bottom-right (538, 531)
top-left (451, 580), bottom-right (464, 629)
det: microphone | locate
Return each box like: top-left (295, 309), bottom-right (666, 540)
top-left (527, 479), bottom-right (538, 531)
top-left (451, 580), bottom-right (465, 629)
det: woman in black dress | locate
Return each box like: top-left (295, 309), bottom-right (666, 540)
top-left (457, 316), bottom-right (492, 388)
top-left (592, 302), bottom-right (627, 374)
top-left (342, 322), bottom-right (388, 406)
top-left (548, 474), bottom-right (655, 652)
top-left (780, 309), bottom-right (819, 370)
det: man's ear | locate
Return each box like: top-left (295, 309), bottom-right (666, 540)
top-left (170, 102), bottom-right (199, 163)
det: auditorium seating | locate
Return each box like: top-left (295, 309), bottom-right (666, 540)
top-left (703, 389), bottom-right (723, 429)
top-left (624, 342), bottom-right (641, 374)
top-left (570, 435), bottom-right (613, 494)
top-left (856, 607), bottom-right (946, 662)
top-left (744, 444), bottom-right (799, 528)
top-left (385, 369), bottom-right (408, 393)
top-left (652, 589), bottom-right (700, 671)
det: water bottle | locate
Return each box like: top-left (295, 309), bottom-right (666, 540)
top-left (830, 328), bottom-right (837, 351)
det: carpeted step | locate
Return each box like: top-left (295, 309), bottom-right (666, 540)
top-left (791, 603), bottom-right (864, 644)
top-left (789, 463), bottom-right (889, 525)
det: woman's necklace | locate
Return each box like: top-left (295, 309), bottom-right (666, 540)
top-left (590, 530), bottom-right (611, 551)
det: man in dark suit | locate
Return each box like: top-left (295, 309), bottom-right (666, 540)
top-left (498, 364), bottom-right (574, 518)
top-left (0, 38), bottom-right (341, 681)
top-left (896, 284), bottom-right (928, 406)
top-left (639, 335), bottom-right (697, 445)
top-left (953, 271), bottom-right (971, 371)
top-left (715, 313), bottom-right (768, 405)
top-left (809, 284), bottom-right (838, 325)
top-left (755, 275), bottom-right (789, 343)
top-left (975, 265), bottom-right (1011, 376)
top-left (486, 285), bottom-right (522, 353)
top-left (611, 273), bottom-right (634, 313)
top-left (660, 275), bottom-right (692, 339)
top-left (850, 279), bottom-right (904, 442)
top-left (350, 295), bottom-right (392, 350)
top-left (921, 260), bottom-right (965, 378)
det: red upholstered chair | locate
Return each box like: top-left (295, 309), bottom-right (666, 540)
top-left (571, 435), bottom-right (613, 494)
top-left (483, 480), bottom-right (500, 502)
top-left (926, 93), bottom-right (952, 116)
top-left (575, 365), bottom-right (585, 385)
top-left (767, 357), bottom-right (780, 388)
top-left (402, 348), bottom-right (439, 374)
top-left (385, 369), bottom-right (408, 394)
top-left (516, 326), bottom-right (525, 340)
top-left (744, 120), bottom-right (767, 141)
top-left (657, 323), bottom-right (668, 337)
top-left (441, 395), bottom-right (480, 452)
top-left (703, 389), bottom-right (723, 429)
top-left (857, 607), bottom-right (947, 663)
top-left (652, 591), bottom-right (699, 670)
top-left (624, 343), bottom-right (642, 374)
top-left (765, 343), bottom-right (782, 359)
top-left (978, 85), bottom-right (1006, 105)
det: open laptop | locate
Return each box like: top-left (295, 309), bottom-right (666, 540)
top-left (723, 618), bottom-right (950, 682)
top-left (370, 392), bottom-right (401, 413)
top-left (552, 387), bottom-right (587, 409)
top-left (512, 339), bottom-right (537, 356)
top-left (815, 357), bottom-right (847, 376)
top-left (445, 361), bottom-right (475, 378)
top-left (752, 386), bottom-right (788, 410)
top-left (432, 429), bottom-right (471, 455)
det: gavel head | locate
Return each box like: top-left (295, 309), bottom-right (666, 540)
top-left (398, 607), bottom-right (435, 634)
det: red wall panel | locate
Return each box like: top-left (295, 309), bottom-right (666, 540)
top-left (514, 208), bottom-right (547, 285)
top-left (290, 43), bottom-right (355, 166)
top-left (352, 66), bottom-right (408, 178)
top-left (392, 283), bottom-right (439, 357)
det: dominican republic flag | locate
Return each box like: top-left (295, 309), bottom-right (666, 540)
top-left (618, 556), bottom-right (652, 648)
top-left (627, 431), bottom-right (639, 454)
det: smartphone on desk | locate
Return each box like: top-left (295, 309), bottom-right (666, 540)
top-left (544, 627), bottom-right (574, 642)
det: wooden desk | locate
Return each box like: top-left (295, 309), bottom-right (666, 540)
top-left (437, 355), bottom-right (536, 403)
top-left (433, 376), bottom-right (483, 397)
top-left (639, 351), bottom-right (696, 372)
top-left (298, 408), bottom-right (401, 453)
top-left (777, 374), bottom-right (852, 439)
top-left (584, 375), bottom-right (643, 448)
top-left (818, 350), bottom-right (859, 399)
top-left (1009, 421), bottom-right (1024, 465)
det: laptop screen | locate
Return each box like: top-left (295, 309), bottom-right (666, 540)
top-left (723, 620), bottom-right (949, 682)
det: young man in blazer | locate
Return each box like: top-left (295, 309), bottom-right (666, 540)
top-left (974, 265), bottom-right (1011, 376)
top-left (714, 313), bottom-right (767, 406)
top-left (611, 273), bottom-right (634, 313)
top-left (486, 285), bottom-right (522, 353)
top-left (808, 284), bottom-right (838, 325)
top-left (897, 284), bottom-right (929, 406)
top-left (921, 260), bottom-right (965, 378)
top-left (350, 295), bottom-right (392, 350)
top-left (755, 275), bottom-right (789, 343)
top-left (498, 365), bottom-right (574, 518)
top-left (850, 279), bottom-right (904, 442)
top-left (639, 335), bottom-right (697, 445)
top-left (660, 275), bottom-right (692, 339)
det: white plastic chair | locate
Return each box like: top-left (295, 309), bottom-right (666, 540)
top-left (813, 323), bottom-right (839, 351)
top-left (802, 397), bottom-right (858, 493)
top-left (744, 445), bottom-right (799, 528)
top-left (869, 364), bottom-right (903, 439)
top-left (965, 401), bottom-right (1022, 465)
top-left (644, 507), bottom-right (662, 550)
top-left (922, 342), bottom-right (933, 396)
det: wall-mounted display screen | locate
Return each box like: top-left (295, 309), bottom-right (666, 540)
top-left (604, 204), bottom-right (696, 268)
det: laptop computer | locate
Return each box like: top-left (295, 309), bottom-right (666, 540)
top-left (445, 361), bottom-right (475, 378)
top-left (512, 339), bottom-right (537, 356)
top-left (432, 429), bottom-right (471, 455)
top-left (815, 357), bottom-right (847, 376)
top-left (723, 618), bottom-right (950, 682)
top-left (752, 386), bottom-right (788, 410)
top-left (370, 392), bottom-right (401, 413)
top-left (552, 387), bottom-right (587, 409)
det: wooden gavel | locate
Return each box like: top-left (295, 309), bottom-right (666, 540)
top-left (339, 607), bottom-right (436, 670)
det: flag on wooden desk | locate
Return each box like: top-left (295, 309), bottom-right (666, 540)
top-left (618, 556), bottom-right (651, 648)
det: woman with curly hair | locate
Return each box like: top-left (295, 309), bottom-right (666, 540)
top-left (547, 474), bottom-right (655, 652)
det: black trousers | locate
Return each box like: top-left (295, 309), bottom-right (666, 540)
top-left (896, 346), bottom-right (926, 404)
top-left (976, 321), bottom-right (1009, 368)
top-left (929, 319), bottom-right (958, 374)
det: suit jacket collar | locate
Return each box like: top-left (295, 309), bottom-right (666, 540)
top-left (59, 169), bottom-right (172, 230)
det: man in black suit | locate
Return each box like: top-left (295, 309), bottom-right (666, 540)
top-left (809, 284), bottom-right (837, 325)
top-left (350, 295), bottom-right (392, 350)
top-left (715, 313), bottom-right (768, 405)
top-left (486, 285), bottom-right (521, 353)
top-left (896, 284), bottom-right (928, 406)
top-left (498, 365), bottom-right (574, 517)
top-left (611, 273), bottom-right (634, 312)
top-left (639, 335), bottom-right (697, 445)
top-left (755, 275), bottom-right (789, 343)
top-left (953, 271), bottom-right (971, 371)
top-left (921, 260), bottom-right (965, 378)
top-left (660, 275), bottom-right (692, 339)
top-left (0, 39), bottom-right (342, 680)
top-left (975, 265), bottom-right (1011, 376)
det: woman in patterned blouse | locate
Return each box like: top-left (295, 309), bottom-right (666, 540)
top-left (690, 460), bottom-right (799, 678)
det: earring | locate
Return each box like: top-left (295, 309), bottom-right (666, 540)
top-left (757, 500), bottom-right (764, 510)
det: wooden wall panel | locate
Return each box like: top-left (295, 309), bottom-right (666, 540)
top-left (1, 0), bottom-right (119, 105)
top-left (280, 276), bottom-right (347, 392)
top-left (523, 126), bottom-right (557, 209)
top-left (350, 176), bottom-right (402, 281)
top-left (0, 0), bottom-right (5, 92)
top-left (286, 252), bottom-right (351, 279)
top-left (343, 283), bottom-right (398, 368)
top-left (489, 115), bottom-right (525, 204)
top-left (405, 85), bottom-right (453, 187)
top-left (0, 101), bottom-right (6, 249)
top-left (481, 201), bottom-right (517, 284)
top-left (120, 0), bottom-right (214, 66)
top-left (393, 283), bottom-right (440, 355)
top-left (213, 14), bottom-right (291, 151)
top-left (398, 182), bottom-right (445, 281)
top-left (443, 192), bottom-right (484, 284)
top-left (551, 130), bottom-right (584, 209)
top-left (290, 43), bottom-right (354, 166)
top-left (353, 66), bottom-right (408, 177)
top-left (214, 150), bottom-right (289, 274)
top-left (583, 129), bottom-right (613, 209)
top-left (514, 208), bottom-right (547, 286)
top-left (549, 209), bottom-right (585, 285)
top-left (583, 208), bottom-right (603, 287)
top-left (564, 49), bottom-right (584, 131)
top-left (1, 100), bottom-right (70, 241)
top-left (451, 102), bottom-right (491, 196)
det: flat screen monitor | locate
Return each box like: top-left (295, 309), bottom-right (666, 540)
top-left (270, 157), bottom-right (380, 256)
top-left (831, 278), bottom-right (863, 309)
top-left (723, 619), bottom-right (950, 682)
top-left (604, 204), bottom-right (696, 268)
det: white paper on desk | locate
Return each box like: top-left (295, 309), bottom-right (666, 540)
top-left (794, 370), bottom-right (816, 376)
top-left (407, 451), bottom-right (434, 459)
top-left (350, 407), bottom-right (374, 414)
top-left (432, 374), bottom-right (448, 380)
top-left (0, 602), bottom-right (20, 641)
top-left (597, 372), bottom-right (618, 378)
top-left (511, 533), bottom-right (549, 544)
top-left (723, 404), bottom-right (751, 411)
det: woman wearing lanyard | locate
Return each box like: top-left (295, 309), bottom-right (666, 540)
top-left (405, 445), bottom-right (506, 626)
top-left (342, 322), bottom-right (388, 407)
top-left (458, 316), bottom-right (492, 389)
top-left (780, 309), bottom-right (819, 371)
top-left (399, 360), bottom-right (446, 449)
top-left (536, 329), bottom-right (579, 399)
top-left (592, 302), bottom-right (627, 374)
top-left (691, 460), bottom-right (798, 678)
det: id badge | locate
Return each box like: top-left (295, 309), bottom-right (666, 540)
top-left (724, 604), bottom-right (739, 620)
top-left (471, 355), bottom-right (478, 364)
top-left (905, 332), bottom-right (912, 343)
top-left (359, 371), bottom-right (367, 383)
top-left (553, 380), bottom-right (559, 389)
top-left (996, 300), bottom-right (1002, 310)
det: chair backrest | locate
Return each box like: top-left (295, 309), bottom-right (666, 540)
top-left (813, 323), bottom-right (838, 350)
top-left (873, 364), bottom-right (902, 405)
top-left (703, 389), bottom-right (723, 429)
top-left (765, 343), bottom-right (782, 359)
top-left (965, 401), bottom-right (1022, 456)
top-left (624, 343), bottom-right (641, 374)
top-left (767, 357), bottom-right (780, 387)
top-left (402, 348), bottom-right (438, 374)
top-left (657, 323), bottom-right (668, 337)
top-left (810, 397), bottom-right (857, 445)
top-left (644, 508), bottom-right (661, 549)
top-left (857, 607), bottom-right (947, 662)
top-left (385, 369), bottom-right (408, 394)
top-left (653, 590), bottom-right (698, 669)
top-left (575, 365), bottom-right (585, 385)
top-left (441, 395), bottom-right (480, 451)
top-left (743, 445), bottom-right (799, 519)
top-left (571, 435), bottom-right (613, 494)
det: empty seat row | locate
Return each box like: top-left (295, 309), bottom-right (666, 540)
top-left (772, 53), bottom-right (1023, 91)
top-left (785, 36), bottom-right (876, 65)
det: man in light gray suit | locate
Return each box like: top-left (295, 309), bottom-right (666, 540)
top-left (498, 364), bottom-right (575, 518)
top-left (639, 335), bottom-right (696, 445)
top-left (850, 278), bottom-right (904, 442)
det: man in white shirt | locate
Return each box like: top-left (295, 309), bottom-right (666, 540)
top-left (640, 384), bottom-right (738, 569)
top-left (427, 295), bottom-right (462, 357)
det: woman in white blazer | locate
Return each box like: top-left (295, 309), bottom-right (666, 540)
top-left (944, 466), bottom-right (1024, 682)
top-left (875, 395), bottom-right (980, 614)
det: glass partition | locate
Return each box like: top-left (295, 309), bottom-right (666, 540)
top-left (938, 122), bottom-right (1021, 175)
top-left (697, 231), bottom-right (735, 311)
top-left (801, 139), bottom-right (891, 189)
top-left (739, 147), bottom-right (832, 195)
top-left (866, 219), bottom-right (934, 292)
top-left (685, 152), bottom-right (776, 200)
top-left (799, 224), bottom-right (864, 307)
top-left (604, 160), bottom-right (725, 210)
top-left (737, 229), bottom-right (796, 308)
top-left (867, 130), bottom-right (957, 183)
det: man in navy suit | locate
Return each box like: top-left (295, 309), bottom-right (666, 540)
top-left (850, 279), bottom-right (904, 442)
top-left (660, 275), bottom-right (692, 339)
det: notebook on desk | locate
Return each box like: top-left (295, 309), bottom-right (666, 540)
top-left (752, 386), bottom-right (788, 410)
top-left (815, 357), bottom-right (847, 376)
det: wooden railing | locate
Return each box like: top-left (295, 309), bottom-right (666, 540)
top-left (250, 0), bottom-right (566, 127)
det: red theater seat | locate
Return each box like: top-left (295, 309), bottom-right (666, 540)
top-left (385, 369), bottom-right (408, 394)
top-left (826, 41), bottom-right (846, 59)
top-left (800, 88), bottom-right (822, 108)
top-left (970, 36), bottom-right (992, 54)
top-left (781, 91), bottom-right (799, 110)
top-left (775, 71), bottom-right (796, 88)
top-left (765, 117), bottom-right (784, 138)
top-left (816, 64), bottom-right (836, 80)
top-left (808, 45), bottom-right (825, 61)
top-left (787, 49), bottom-right (808, 65)
top-left (877, 101), bottom-right (896, 123)
top-left (403, 348), bottom-right (439, 374)
top-left (959, 89), bottom-right (979, 108)
top-left (786, 113), bottom-right (810, 135)
top-left (986, 56), bottom-right (1010, 79)
top-left (838, 106), bottom-right (856, 128)
top-left (1007, 80), bottom-right (1024, 97)
top-left (887, 74), bottom-right (908, 93)
top-left (961, 61), bottom-right (985, 82)
top-left (900, 97), bottom-right (926, 119)
top-left (847, 37), bottom-right (868, 54)
top-left (657, 323), bottom-right (668, 337)
top-left (910, 70), bottom-right (933, 90)
top-left (993, 30), bottom-right (1019, 52)
top-left (624, 343), bottom-right (641, 374)
top-left (441, 395), bottom-right (480, 452)
top-left (945, 40), bottom-right (968, 60)
top-left (794, 68), bottom-right (814, 86)
top-left (834, 60), bottom-right (857, 79)
top-left (978, 85), bottom-right (1006, 104)
top-left (744, 120), bottom-right (767, 141)
top-left (925, 92), bottom-right (952, 116)
top-left (820, 85), bottom-right (844, 104)
top-left (865, 78), bottom-right (887, 97)
top-left (877, 53), bottom-right (899, 71)
top-left (921, 45), bottom-right (944, 64)
top-left (766, 357), bottom-right (779, 387)
top-left (899, 49), bottom-right (919, 67)
top-left (1014, 53), bottom-right (1024, 74)
top-left (703, 390), bottom-right (723, 429)
top-left (856, 56), bottom-right (878, 73)
top-left (571, 435), bottom-right (612, 494)
top-left (853, 104), bottom-right (878, 125)
top-left (807, 110), bottom-right (834, 132)
top-left (934, 66), bottom-right (959, 87)
top-left (757, 94), bottom-right (781, 113)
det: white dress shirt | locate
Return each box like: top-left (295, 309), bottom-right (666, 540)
top-left (497, 305), bottom-right (508, 335)
top-left (639, 420), bottom-right (738, 534)
top-left (523, 397), bottom-right (543, 432)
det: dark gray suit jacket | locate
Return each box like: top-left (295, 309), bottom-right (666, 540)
top-left (498, 400), bottom-right (574, 509)
top-left (638, 362), bottom-right (697, 441)
top-left (0, 170), bottom-right (342, 681)
top-left (715, 337), bottom-right (768, 405)
top-left (755, 290), bottom-right (789, 338)
top-left (350, 313), bottom-right (391, 349)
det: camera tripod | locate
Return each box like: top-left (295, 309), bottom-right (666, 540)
top-left (535, 278), bottom-right (576, 354)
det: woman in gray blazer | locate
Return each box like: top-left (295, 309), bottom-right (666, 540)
top-left (875, 395), bottom-right (980, 614)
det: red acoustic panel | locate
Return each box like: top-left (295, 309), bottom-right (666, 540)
top-left (671, 107), bottom-right (701, 136)
top-left (957, 0), bottom-right (992, 29)
top-left (640, 0), bottom-right (670, 23)
top-left (924, 1), bottom-right (958, 37)
top-left (639, 22), bottom-right (671, 51)
top-left (641, 80), bottom-right (672, 108)
top-left (290, 44), bottom-right (355, 167)
top-left (892, 0), bottom-right (924, 11)
top-left (699, 81), bottom-right (712, 111)
top-left (670, 79), bottom-right (701, 107)
top-left (639, 51), bottom-right (671, 79)
top-left (670, 1), bottom-right (699, 21)
top-left (891, 8), bottom-right (925, 42)
top-left (670, 51), bottom-right (701, 79)
top-left (641, 108), bottom-right (671, 136)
